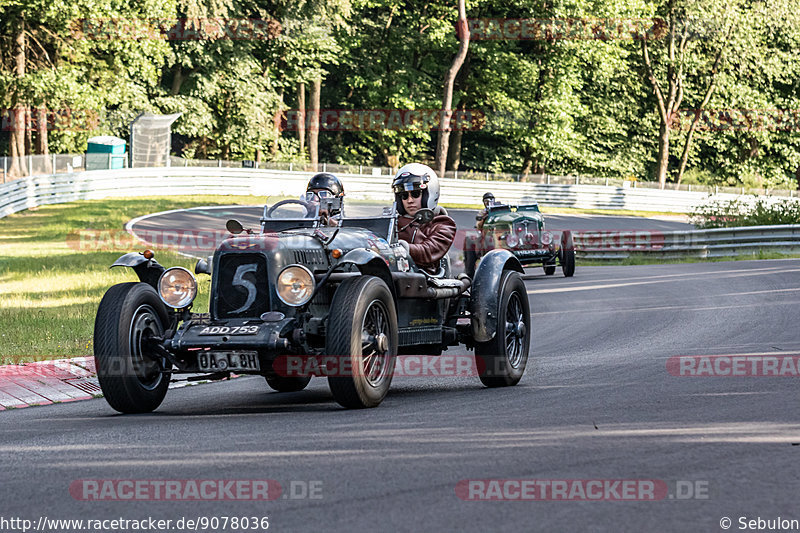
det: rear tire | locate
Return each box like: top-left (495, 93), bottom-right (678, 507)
top-left (326, 276), bottom-right (398, 408)
top-left (265, 375), bottom-right (312, 392)
top-left (475, 271), bottom-right (530, 387)
top-left (94, 283), bottom-right (171, 414)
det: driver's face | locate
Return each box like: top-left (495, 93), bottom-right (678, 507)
top-left (309, 188), bottom-right (329, 215)
top-left (403, 192), bottom-right (422, 217)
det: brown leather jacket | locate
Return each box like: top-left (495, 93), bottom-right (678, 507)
top-left (398, 214), bottom-right (457, 272)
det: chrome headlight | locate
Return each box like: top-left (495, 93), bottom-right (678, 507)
top-left (158, 267), bottom-right (197, 309)
top-left (276, 265), bottom-right (315, 307)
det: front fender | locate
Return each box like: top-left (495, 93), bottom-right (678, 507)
top-left (470, 249), bottom-right (524, 343)
top-left (338, 248), bottom-right (396, 300)
top-left (110, 252), bottom-right (165, 289)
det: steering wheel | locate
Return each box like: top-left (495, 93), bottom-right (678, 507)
top-left (266, 199), bottom-right (316, 217)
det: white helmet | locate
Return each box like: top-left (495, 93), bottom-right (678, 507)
top-left (392, 163), bottom-right (440, 215)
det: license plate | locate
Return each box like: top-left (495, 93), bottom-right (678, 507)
top-left (197, 325), bottom-right (260, 336)
top-left (515, 249), bottom-right (545, 257)
top-left (198, 352), bottom-right (260, 372)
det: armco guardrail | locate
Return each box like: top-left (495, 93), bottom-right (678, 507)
top-left (0, 166), bottom-right (765, 220)
top-left (2, 167), bottom-right (798, 260)
top-left (574, 225), bottom-right (800, 260)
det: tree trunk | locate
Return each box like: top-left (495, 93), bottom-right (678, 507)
top-left (447, 126), bottom-right (463, 171)
top-left (308, 77), bottom-right (321, 171)
top-left (676, 35), bottom-right (728, 186)
top-left (641, 1), bottom-right (687, 189)
top-left (8, 19), bottom-right (27, 177)
top-left (25, 107), bottom-right (32, 158)
top-left (297, 82), bottom-right (306, 155)
top-left (434, 0), bottom-right (469, 179)
top-left (795, 164), bottom-right (800, 190)
top-left (655, 120), bottom-right (669, 189)
top-left (37, 106), bottom-right (51, 173)
top-left (171, 64), bottom-right (184, 95)
top-left (271, 88), bottom-right (284, 157)
top-left (383, 149), bottom-right (399, 172)
top-left (521, 153), bottom-right (533, 178)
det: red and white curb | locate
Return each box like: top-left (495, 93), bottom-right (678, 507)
top-left (0, 357), bottom-right (211, 411)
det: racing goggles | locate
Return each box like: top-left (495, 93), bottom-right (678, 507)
top-left (303, 189), bottom-right (336, 202)
top-left (397, 190), bottom-right (422, 200)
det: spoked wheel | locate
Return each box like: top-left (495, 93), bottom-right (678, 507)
top-left (94, 283), bottom-right (172, 413)
top-left (327, 276), bottom-right (398, 408)
top-left (475, 271), bottom-right (531, 387)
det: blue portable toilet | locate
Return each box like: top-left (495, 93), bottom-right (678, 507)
top-left (86, 136), bottom-right (127, 170)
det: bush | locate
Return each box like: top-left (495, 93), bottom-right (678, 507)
top-left (691, 196), bottom-right (800, 228)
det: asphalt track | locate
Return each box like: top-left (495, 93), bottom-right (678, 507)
top-left (125, 204), bottom-right (693, 269)
top-left (2, 257), bottom-right (799, 532)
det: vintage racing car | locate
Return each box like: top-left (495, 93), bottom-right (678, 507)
top-left (463, 202), bottom-right (575, 278)
top-left (94, 197), bottom-right (531, 412)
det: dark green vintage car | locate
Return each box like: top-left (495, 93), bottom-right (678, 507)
top-left (463, 203), bottom-right (575, 278)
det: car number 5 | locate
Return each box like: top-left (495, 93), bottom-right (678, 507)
top-left (231, 264), bottom-right (258, 313)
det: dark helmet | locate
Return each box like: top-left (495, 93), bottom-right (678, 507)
top-left (306, 173), bottom-right (344, 197)
top-left (392, 163), bottom-right (440, 216)
top-left (483, 192), bottom-right (495, 203)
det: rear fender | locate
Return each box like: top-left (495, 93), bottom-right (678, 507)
top-left (470, 249), bottom-right (524, 342)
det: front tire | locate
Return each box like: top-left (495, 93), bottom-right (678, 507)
top-left (94, 283), bottom-right (171, 414)
top-left (543, 260), bottom-right (556, 275)
top-left (475, 271), bottom-right (530, 387)
top-left (326, 276), bottom-right (398, 408)
top-left (265, 375), bottom-right (311, 392)
top-left (561, 231), bottom-right (575, 277)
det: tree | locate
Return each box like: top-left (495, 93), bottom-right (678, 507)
top-left (434, 0), bottom-right (469, 178)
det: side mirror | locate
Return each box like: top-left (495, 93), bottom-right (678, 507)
top-left (414, 208), bottom-right (434, 225)
top-left (226, 219), bottom-right (244, 234)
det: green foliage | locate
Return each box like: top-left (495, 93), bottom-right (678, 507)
top-left (691, 196), bottom-right (800, 228)
top-left (1, 0), bottom-right (799, 186)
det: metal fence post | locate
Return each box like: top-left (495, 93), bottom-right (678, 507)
top-left (3, 157), bottom-right (6, 183)
top-left (575, 176), bottom-right (579, 185)
top-left (51, 153), bottom-right (56, 174)
top-left (29, 154), bottom-right (33, 175)
top-left (218, 160), bottom-right (222, 168)
top-left (546, 175), bottom-right (550, 185)
top-left (359, 165), bottom-right (362, 175)
top-left (323, 162), bottom-right (327, 172)
top-left (485, 172), bottom-right (489, 181)
top-left (289, 163), bottom-right (293, 172)
top-left (454, 170), bottom-right (458, 179)
top-left (605, 177), bottom-right (608, 186)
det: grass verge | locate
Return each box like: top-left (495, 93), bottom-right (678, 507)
top-left (0, 195), bottom-right (273, 362)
